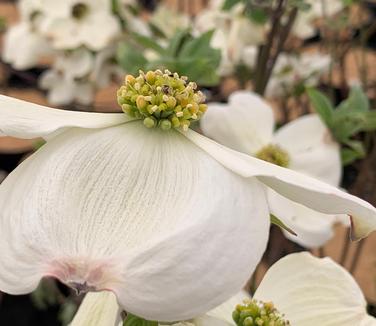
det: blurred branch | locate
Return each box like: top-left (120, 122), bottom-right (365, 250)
top-left (254, 1), bottom-right (298, 95)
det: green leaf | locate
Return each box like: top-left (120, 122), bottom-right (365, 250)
top-left (0, 16), bottom-right (6, 33)
top-left (307, 88), bottom-right (334, 127)
top-left (344, 139), bottom-right (366, 155)
top-left (222, 0), bottom-right (242, 10)
top-left (116, 42), bottom-right (147, 74)
top-left (331, 111), bottom-right (368, 141)
top-left (337, 85), bottom-right (369, 113)
top-left (130, 32), bottom-right (166, 55)
top-left (270, 214), bottom-right (297, 236)
top-left (341, 148), bottom-right (363, 165)
top-left (362, 111), bottom-right (376, 131)
top-left (167, 29), bottom-right (191, 57)
top-left (341, 139), bottom-right (366, 165)
top-left (123, 314), bottom-right (158, 326)
top-left (179, 30), bottom-right (215, 59)
top-left (246, 8), bottom-right (268, 25)
top-left (58, 301), bottom-right (77, 326)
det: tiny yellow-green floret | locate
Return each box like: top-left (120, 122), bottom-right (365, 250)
top-left (117, 70), bottom-right (208, 131)
top-left (255, 144), bottom-right (290, 168)
top-left (233, 299), bottom-right (290, 326)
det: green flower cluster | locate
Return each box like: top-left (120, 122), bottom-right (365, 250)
top-left (232, 299), bottom-right (290, 326)
top-left (256, 144), bottom-right (290, 168)
top-left (117, 70), bottom-right (207, 131)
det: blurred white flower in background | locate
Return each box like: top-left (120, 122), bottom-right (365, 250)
top-left (292, 0), bottom-right (345, 39)
top-left (241, 49), bottom-right (331, 98)
top-left (2, 22), bottom-right (51, 70)
top-left (265, 52), bottom-right (331, 98)
top-left (201, 91), bottom-right (346, 248)
top-left (2, 0), bottom-right (51, 70)
top-left (2, 0), bottom-right (126, 106)
top-left (92, 47), bottom-right (124, 89)
top-left (39, 0), bottom-right (121, 51)
top-left (117, 0), bottom-right (151, 36)
top-left (39, 48), bottom-right (95, 105)
top-left (150, 4), bottom-right (191, 38)
top-left (194, 0), bottom-right (264, 76)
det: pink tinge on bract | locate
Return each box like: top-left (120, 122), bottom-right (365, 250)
top-left (46, 258), bottom-right (121, 294)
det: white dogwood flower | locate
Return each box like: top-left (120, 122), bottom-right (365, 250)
top-left (201, 91), bottom-right (346, 248)
top-left (199, 252), bottom-right (376, 325)
top-left (71, 252), bottom-right (376, 325)
top-left (241, 49), bottom-right (331, 98)
top-left (194, 0), bottom-right (264, 76)
top-left (39, 48), bottom-right (95, 105)
top-left (2, 22), bottom-right (51, 70)
top-left (150, 4), bottom-right (191, 39)
top-left (266, 52), bottom-right (331, 98)
top-left (39, 0), bottom-right (121, 50)
top-left (293, 0), bottom-right (344, 39)
top-left (2, 0), bottom-right (51, 70)
top-left (0, 71), bottom-right (375, 321)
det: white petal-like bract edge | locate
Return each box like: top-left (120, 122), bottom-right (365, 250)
top-left (254, 252), bottom-right (376, 326)
top-left (183, 129), bottom-right (376, 240)
top-left (70, 292), bottom-right (120, 326)
top-left (0, 95), bottom-right (130, 138)
top-left (0, 122), bottom-right (269, 321)
top-left (201, 91), bottom-right (274, 154)
top-left (268, 190), bottom-right (337, 248)
top-left (274, 114), bottom-right (341, 186)
top-left (206, 291), bottom-right (250, 325)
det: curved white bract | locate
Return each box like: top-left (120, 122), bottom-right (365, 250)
top-left (0, 121), bottom-right (269, 321)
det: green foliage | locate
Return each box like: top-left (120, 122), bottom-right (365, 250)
top-left (59, 301), bottom-right (78, 326)
top-left (307, 86), bottom-right (375, 165)
top-left (31, 280), bottom-right (58, 310)
top-left (270, 214), bottom-right (297, 236)
top-left (287, 0), bottom-right (312, 11)
top-left (123, 314), bottom-right (158, 326)
top-left (116, 30), bottom-right (221, 86)
top-left (0, 16), bottom-right (6, 33)
top-left (222, 0), bottom-right (242, 10)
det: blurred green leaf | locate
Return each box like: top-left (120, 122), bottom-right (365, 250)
top-left (247, 8), bottom-right (268, 24)
top-left (337, 85), bottom-right (369, 113)
top-left (31, 280), bottom-right (58, 310)
top-left (124, 314), bottom-right (158, 326)
top-left (59, 301), bottom-right (78, 326)
top-left (0, 16), bottom-right (6, 33)
top-left (288, 0), bottom-right (312, 11)
top-left (270, 214), bottom-right (297, 236)
top-left (362, 111), bottom-right (376, 131)
top-left (341, 148), bottom-right (362, 165)
top-left (222, 0), bottom-right (242, 10)
top-left (130, 33), bottom-right (166, 55)
top-left (331, 111), bottom-right (368, 141)
top-left (117, 29), bottom-right (221, 86)
top-left (341, 139), bottom-right (366, 165)
top-left (167, 29), bottom-right (191, 57)
top-left (307, 88), bottom-right (334, 127)
top-left (116, 43), bottom-right (147, 74)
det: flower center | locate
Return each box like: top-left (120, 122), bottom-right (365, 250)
top-left (117, 70), bottom-right (207, 131)
top-left (232, 299), bottom-right (290, 326)
top-left (47, 258), bottom-right (120, 294)
top-left (255, 144), bottom-right (290, 168)
top-left (72, 3), bottom-right (89, 20)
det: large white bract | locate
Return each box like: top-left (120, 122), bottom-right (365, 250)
top-left (201, 91), bottom-right (347, 248)
top-left (72, 253), bottom-right (376, 325)
top-left (201, 252), bottom-right (376, 326)
top-left (0, 94), bottom-right (376, 321)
